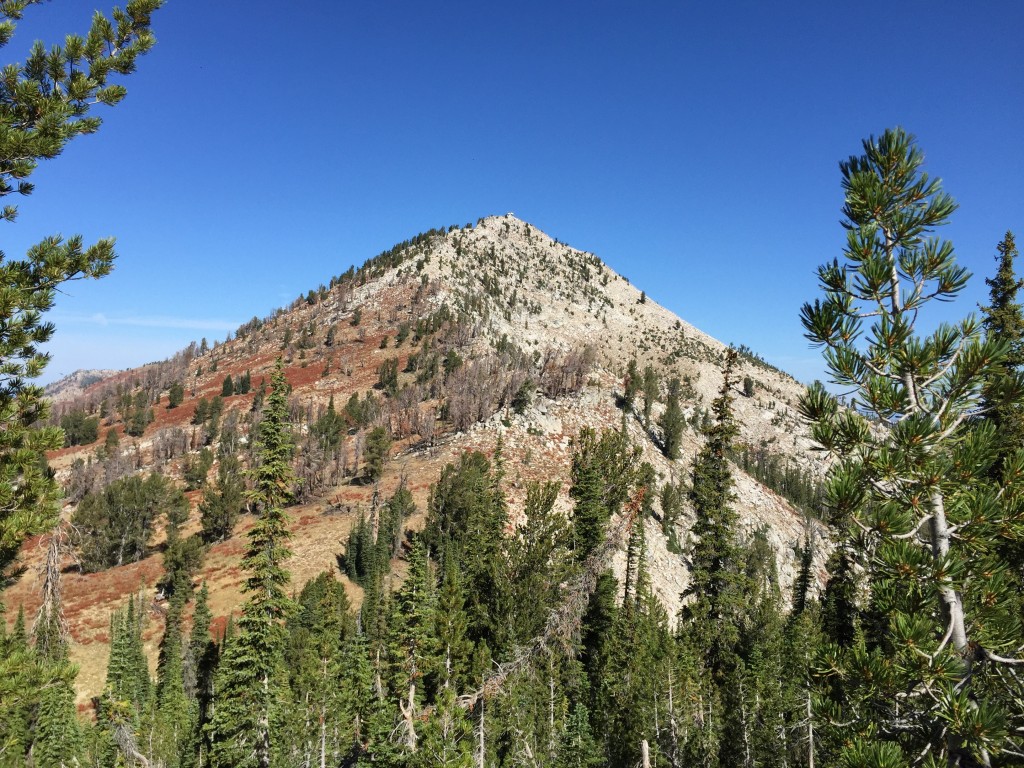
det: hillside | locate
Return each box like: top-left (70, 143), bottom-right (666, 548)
top-left (8, 214), bottom-right (827, 705)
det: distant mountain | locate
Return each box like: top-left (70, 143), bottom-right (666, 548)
top-left (44, 368), bottom-right (119, 404)
top-left (9, 214), bottom-right (827, 703)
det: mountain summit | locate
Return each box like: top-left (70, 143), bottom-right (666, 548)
top-left (16, 214), bottom-right (824, 702)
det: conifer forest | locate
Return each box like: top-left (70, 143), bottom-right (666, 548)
top-left (2, 4), bottom-right (1023, 768)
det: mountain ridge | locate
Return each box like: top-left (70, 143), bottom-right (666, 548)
top-left (12, 214), bottom-right (828, 704)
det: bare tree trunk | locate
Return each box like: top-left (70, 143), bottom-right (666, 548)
top-left (399, 683), bottom-right (418, 752)
top-left (641, 739), bottom-right (651, 768)
top-left (806, 685), bottom-right (814, 768)
top-left (476, 697), bottom-right (486, 768)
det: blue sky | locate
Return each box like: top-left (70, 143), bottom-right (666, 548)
top-left (10, 1), bottom-right (1022, 385)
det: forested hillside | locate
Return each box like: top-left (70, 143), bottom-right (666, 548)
top-left (1, 2), bottom-right (1022, 766)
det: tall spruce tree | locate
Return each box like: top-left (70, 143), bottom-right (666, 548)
top-left (680, 348), bottom-right (744, 674)
top-left (208, 359), bottom-right (296, 768)
top-left (981, 231), bottom-right (1024, 467)
top-left (800, 128), bottom-right (1024, 766)
top-left (676, 348), bottom-right (749, 767)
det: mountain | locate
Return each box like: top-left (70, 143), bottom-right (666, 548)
top-left (44, 368), bottom-right (119, 404)
top-left (7, 214), bottom-right (827, 704)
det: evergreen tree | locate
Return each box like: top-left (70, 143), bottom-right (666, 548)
top-left (676, 348), bottom-right (746, 767)
top-left (186, 582), bottom-right (219, 766)
top-left (168, 381), bottom-right (185, 409)
top-left (569, 428), bottom-right (641, 560)
top-left (554, 703), bottom-right (603, 768)
top-left (506, 481), bottom-right (570, 646)
top-left (417, 682), bottom-right (473, 768)
top-left (622, 358), bottom-right (640, 413)
top-left (208, 359), bottom-right (296, 768)
top-left (641, 364), bottom-right (659, 429)
top-left (386, 537), bottom-right (438, 756)
top-left (364, 425), bottom-right (392, 482)
top-left (800, 128), bottom-right (1024, 765)
top-left (981, 231), bottom-right (1024, 467)
top-left (659, 375), bottom-right (685, 460)
top-left (199, 454), bottom-right (246, 542)
top-left (95, 595), bottom-right (154, 767)
top-left (681, 348), bottom-right (744, 674)
top-left (282, 572), bottom-right (351, 768)
top-left (423, 450), bottom-right (510, 654)
top-left (0, 0), bottom-right (162, 582)
top-left (433, 558), bottom-right (475, 695)
top-left (72, 472), bottom-right (188, 572)
top-left (34, 665), bottom-right (83, 768)
top-left (155, 590), bottom-right (195, 768)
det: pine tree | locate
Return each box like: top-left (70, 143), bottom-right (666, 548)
top-left (506, 481), bottom-right (572, 647)
top-left (800, 128), bottom-right (1024, 766)
top-left (622, 358), bottom-right (640, 413)
top-left (186, 582), bottom-right (218, 766)
top-left (641, 365), bottom-right (659, 429)
top-left (96, 595), bottom-right (154, 767)
top-left (981, 231), bottom-right (1024, 467)
top-left (674, 348), bottom-right (749, 768)
top-left (208, 359), bottom-right (296, 768)
top-left (0, 0), bottom-right (162, 581)
top-left (680, 348), bottom-right (744, 674)
top-left (387, 537), bottom-right (438, 756)
top-left (417, 682), bottom-right (473, 768)
top-left (34, 665), bottom-right (83, 768)
top-left (423, 451), bottom-right (510, 653)
top-left (554, 703), bottom-right (603, 768)
top-left (155, 590), bottom-right (194, 768)
top-left (569, 428), bottom-right (641, 561)
top-left (168, 381), bottom-right (185, 409)
top-left (659, 375), bottom-right (685, 460)
top-left (282, 572), bottom-right (350, 768)
top-left (199, 454), bottom-right (245, 542)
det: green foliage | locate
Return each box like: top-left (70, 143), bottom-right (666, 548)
top-left (659, 375), bottom-right (685, 459)
top-left (221, 374), bottom-right (234, 397)
top-left (377, 356), bottom-right (399, 395)
top-left (199, 454), bottom-right (245, 542)
top-left (344, 390), bottom-right (379, 428)
top-left (363, 425), bottom-right (392, 482)
top-left (71, 472), bottom-right (187, 572)
top-left (183, 446), bottom-right (214, 490)
top-left (680, 348), bottom-right (744, 680)
top-left (342, 483), bottom-right (413, 587)
top-left (167, 381), bottom-right (184, 409)
top-left (569, 427), bottom-right (641, 560)
top-left (207, 361), bottom-right (296, 768)
top-left (123, 389), bottom-right (154, 437)
top-left (424, 450), bottom-right (510, 653)
top-left (800, 128), bottom-right (1024, 764)
top-left (641, 364), bottom-right (658, 428)
top-left (981, 231), bottom-right (1024, 465)
top-left (736, 444), bottom-right (824, 517)
top-left (0, 0), bottom-right (162, 575)
top-left (511, 378), bottom-right (534, 414)
top-left (622, 357), bottom-right (640, 412)
top-left (60, 408), bottom-right (100, 446)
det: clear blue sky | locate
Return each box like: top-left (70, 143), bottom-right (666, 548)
top-left (11, 1), bottom-right (1022, 385)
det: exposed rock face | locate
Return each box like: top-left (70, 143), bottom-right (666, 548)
top-left (11, 214), bottom-right (829, 702)
top-left (44, 369), bottom-right (118, 404)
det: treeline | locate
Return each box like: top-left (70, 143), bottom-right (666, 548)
top-left (2, 352), bottom-right (830, 768)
